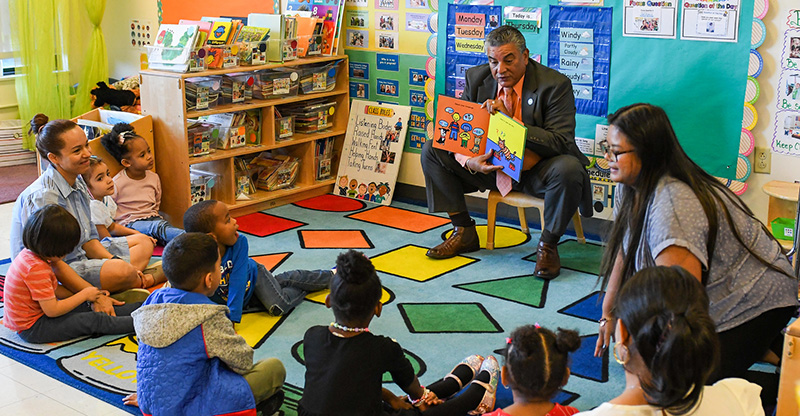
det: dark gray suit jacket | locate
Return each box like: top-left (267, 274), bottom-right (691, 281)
top-left (462, 58), bottom-right (593, 216)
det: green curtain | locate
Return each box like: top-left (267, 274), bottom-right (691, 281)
top-left (10, 0), bottom-right (72, 151)
top-left (73, 0), bottom-right (107, 115)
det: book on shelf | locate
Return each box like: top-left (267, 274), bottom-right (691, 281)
top-left (236, 26), bottom-right (271, 42)
top-left (434, 95), bottom-right (527, 181)
top-left (207, 21), bottom-right (234, 45)
top-left (149, 24), bottom-right (200, 66)
top-left (178, 20), bottom-right (212, 47)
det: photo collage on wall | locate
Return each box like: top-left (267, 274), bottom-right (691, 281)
top-left (344, 0), bottom-right (435, 153)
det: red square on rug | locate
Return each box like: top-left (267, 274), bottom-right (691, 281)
top-left (346, 206), bottom-right (450, 233)
top-left (298, 230), bottom-right (374, 249)
top-left (236, 213), bottom-right (306, 237)
top-left (293, 194), bottom-right (366, 212)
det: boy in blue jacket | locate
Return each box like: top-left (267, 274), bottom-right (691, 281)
top-left (183, 200), bottom-right (332, 323)
top-left (132, 233), bottom-right (285, 416)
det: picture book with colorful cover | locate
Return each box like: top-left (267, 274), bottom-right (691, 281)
top-left (179, 20), bottom-right (212, 47)
top-left (435, 95), bottom-right (527, 181)
top-left (434, 95), bottom-right (490, 157)
top-left (150, 24), bottom-right (199, 65)
top-left (283, 0), bottom-right (344, 55)
top-left (207, 21), bottom-right (233, 45)
top-left (236, 26), bottom-right (271, 42)
top-left (485, 111), bottom-right (527, 182)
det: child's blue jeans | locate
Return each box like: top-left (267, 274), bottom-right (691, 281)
top-left (253, 264), bottom-right (333, 316)
top-left (129, 216), bottom-right (185, 246)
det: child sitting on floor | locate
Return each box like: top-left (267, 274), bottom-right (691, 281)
top-left (299, 249), bottom-right (499, 416)
top-left (3, 204), bottom-right (141, 343)
top-left (183, 200), bottom-right (332, 323)
top-left (82, 155), bottom-right (151, 240)
top-left (100, 123), bottom-right (184, 246)
top-left (132, 233), bottom-right (286, 416)
top-left (484, 325), bottom-right (581, 416)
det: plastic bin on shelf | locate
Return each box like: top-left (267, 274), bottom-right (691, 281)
top-left (238, 41), bottom-right (269, 65)
top-left (771, 217), bottom-right (796, 241)
top-left (186, 120), bottom-right (221, 156)
top-left (280, 99), bottom-right (335, 134)
top-left (189, 168), bottom-right (218, 205)
top-left (221, 73), bottom-right (255, 104)
top-left (268, 38), bottom-right (298, 62)
top-left (253, 68), bottom-right (300, 99)
top-left (204, 44), bottom-right (240, 69)
top-left (298, 34), bottom-right (323, 57)
top-left (185, 76), bottom-right (221, 112)
top-left (298, 59), bottom-right (341, 94)
top-left (250, 153), bottom-right (300, 191)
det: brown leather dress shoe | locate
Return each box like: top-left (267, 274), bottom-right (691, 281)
top-left (533, 241), bottom-right (561, 279)
top-left (426, 225), bottom-right (480, 259)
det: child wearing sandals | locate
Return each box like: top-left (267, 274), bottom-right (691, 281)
top-left (3, 205), bottom-right (140, 343)
top-left (299, 249), bottom-right (499, 416)
top-left (484, 325), bottom-right (581, 416)
top-left (100, 123), bottom-right (185, 246)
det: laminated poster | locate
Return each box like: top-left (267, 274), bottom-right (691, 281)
top-left (680, 0), bottom-right (740, 42)
top-left (445, 4), bottom-right (503, 98)
top-left (623, 2), bottom-right (677, 38)
top-left (336, 100), bottom-right (411, 204)
top-left (773, 29), bottom-right (800, 157)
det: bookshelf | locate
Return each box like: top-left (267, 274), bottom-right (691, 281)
top-left (139, 54), bottom-right (349, 225)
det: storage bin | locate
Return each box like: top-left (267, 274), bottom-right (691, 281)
top-left (253, 69), bottom-right (300, 99)
top-left (221, 73), bottom-right (255, 104)
top-left (771, 217), bottom-right (796, 241)
top-left (268, 38), bottom-right (298, 62)
top-left (185, 76), bottom-right (221, 111)
top-left (249, 153), bottom-right (300, 191)
top-left (205, 44), bottom-right (239, 69)
top-left (189, 168), bottom-right (218, 204)
top-left (188, 48), bottom-right (208, 72)
top-left (298, 59), bottom-right (341, 94)
top-left (280, 100), bottom-right (335, 134)
top-left (238, 41), bottom-right (269, 65)
top-left (186, 120), bottom-right (220, 156)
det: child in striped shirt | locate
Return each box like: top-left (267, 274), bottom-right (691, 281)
top-left (3, 204), bottom-right (140, 343)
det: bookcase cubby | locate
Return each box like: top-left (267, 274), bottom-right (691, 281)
top-left (140, 54), bottom-right (349, 226)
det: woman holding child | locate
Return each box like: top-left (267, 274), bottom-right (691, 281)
top-left (10, 115), bottom-right (155, 313)
top-left (594, 104), bottom-right (797, 401)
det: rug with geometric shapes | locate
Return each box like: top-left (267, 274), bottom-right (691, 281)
top-left (0, 196), bottom-right (624, 415)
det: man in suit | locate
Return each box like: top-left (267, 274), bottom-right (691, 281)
top-left (421, 25), bottom-right (592, 279)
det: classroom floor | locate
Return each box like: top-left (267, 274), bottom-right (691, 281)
top-left (0, 202), bottom-right (128, 415)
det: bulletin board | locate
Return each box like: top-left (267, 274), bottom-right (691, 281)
top-left (434, 0), bottom-right (754, 180)
top-left (343, 0), bottom-right (436, 154)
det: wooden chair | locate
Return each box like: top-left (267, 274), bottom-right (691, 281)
top-left (486, 190), bottom-right (586, 250)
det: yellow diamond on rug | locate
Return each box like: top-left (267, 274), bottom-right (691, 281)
top-left (444, 225), bottom-right (530, 249)
top-left (370, 244), bottom-right (478, 282)
top-left (236, 311), bottom-right (285, 348)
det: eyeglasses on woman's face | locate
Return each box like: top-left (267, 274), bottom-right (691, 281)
top-left (599, 140), bottom-right (635, 162)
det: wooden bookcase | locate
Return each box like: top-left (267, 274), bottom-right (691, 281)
top-left (139, 54), bottom-right (349, 226)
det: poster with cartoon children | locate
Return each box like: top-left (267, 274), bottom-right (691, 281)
top-left (336, 100), bottom-right (411, 205)
top-left (433, 95), bottom-right (490, 157)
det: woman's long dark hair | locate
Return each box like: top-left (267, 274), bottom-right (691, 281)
top-left (599, 103), bottom-right (792, 290)
top-left (614, 266), bottom-right (719, 414)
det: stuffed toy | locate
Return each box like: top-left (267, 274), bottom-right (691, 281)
top-left (90, 81), bottom-right (138, 108)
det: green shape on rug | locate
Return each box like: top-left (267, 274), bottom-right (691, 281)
top-left (524, 240), bottom-right (604, 275)
top-left (454, 275), bottom-right (547, 308)
top-left (398, 303), bottom-right (502, 333)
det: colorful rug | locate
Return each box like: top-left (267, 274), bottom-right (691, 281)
top-left (0, 194), bottom-right (626, 414)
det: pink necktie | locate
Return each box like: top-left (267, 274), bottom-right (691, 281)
top-left (496, 87), bottom-right (515, 196)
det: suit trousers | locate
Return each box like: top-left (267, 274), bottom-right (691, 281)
top-left (421, 139), bottom-right (585, 238)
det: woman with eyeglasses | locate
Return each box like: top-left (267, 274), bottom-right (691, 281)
top-left (10, 115), bottom-right (155, 316)
top-left (592, 104), bottom-right (797, 405)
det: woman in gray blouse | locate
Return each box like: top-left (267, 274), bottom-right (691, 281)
top-left (593, 103), bottom-right (797, 402)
